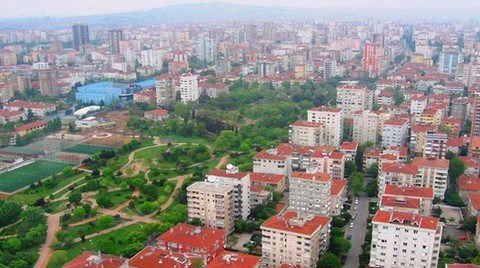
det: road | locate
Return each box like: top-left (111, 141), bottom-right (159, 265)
top-left (344, 192), bottom-right (369, 268)
top-left (34, 213), bottom-right (61, 268)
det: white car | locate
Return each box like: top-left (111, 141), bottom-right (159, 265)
top-left (349, 222), bottom-right (354, 228)
top-left (354, 206), bottom-right (357, 211)
top-left (355, 199), bottom-right (359, 205)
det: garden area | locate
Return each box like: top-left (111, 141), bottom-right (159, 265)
top-left (63, 144), bottom-right (114, 155)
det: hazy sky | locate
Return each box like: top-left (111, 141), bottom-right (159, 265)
top-left (1, 0), bottom-right (479, 19)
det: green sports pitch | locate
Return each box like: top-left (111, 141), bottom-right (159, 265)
top-left (63, 144), bottom-right (114, 155)
top-left (0, 160), bottom-right (72, 193)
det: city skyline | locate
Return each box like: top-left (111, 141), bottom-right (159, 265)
top-left (1, 0), bottom-right (480, 19)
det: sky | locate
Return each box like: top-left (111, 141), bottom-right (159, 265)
top-left (1, 0), bottom-right (479, 19)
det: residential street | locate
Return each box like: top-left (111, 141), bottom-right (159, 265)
top-left (344, 192), bottom-right (369, 268)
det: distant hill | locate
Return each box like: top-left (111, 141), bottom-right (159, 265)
top-left (0, 2), bottom-right (478, 30)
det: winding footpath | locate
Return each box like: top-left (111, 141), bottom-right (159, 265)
top-left (34, 213), bottom-right (61, 268)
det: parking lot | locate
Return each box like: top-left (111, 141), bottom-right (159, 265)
top-left (230, 233), bottom-right (255, 251)
top-left (437, 205), bottom-right (464, 224)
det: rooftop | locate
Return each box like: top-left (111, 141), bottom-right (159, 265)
top-left (308, 106), bottom-right (342, 113)
top-left (381, 162), bottom-right (418, 175)
top-left (372, 210), bottom-right (439, 230)
top-left (129, 246), bottom-right (203, 268)
top-left (253, 149), bottom-right (288, 161)
top-left (64, 251), bottom-right (127, 268)
top-left (331, 179), bottom-right (348, 196)
top-left (290, 120), bottom-right (323, 128)
top-left (261, 211), bottom-right (331, 236)
top-left (290, 172), bottom-right (331, 182)
top-left (340, 141), bottom-right (358, 151)
top-left (207, 169), bottom-right (249, 180)
top-left (157, 223), bottom-right (226, 250)
top-left (412, 157), bottom-right (449, 169)
top-left (5, 100), bottom-right (55, 109)
top-left (249, 172), bottom-right (285, 184)
top-left (206, 250), bottom-right (261, 268)
top-left (459, 175), bottom-right (480, 192)
top-left (380, 196), bottom-right (421, 209)
top-left (383, 185), bottom-right (434, 199)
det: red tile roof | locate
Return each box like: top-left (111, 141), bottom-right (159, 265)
top-left (421, 108), bottom-right (438, 116)
top-left (459, 156), bottom-right (480, 168)
top-left (385, 118), bottom-right (407, 126)
top-left (340, 141), bottom-right (358, 151)
top-left (6, 100), bottom-right (55, 109)
top-left (206, 250), bottom-right (261, 268)
top-left (290, 120), bottom-right (323, 128)
top-left (364, 147), bottom-right (381, 157)
top-left (459, 175), bottom-right (480, 192)
top-left (15, 119), bottom-right (49, 132)
top-left (290, 172), bottom-right (331, 182)
top-left (129, 246), bottom-right (203, 268)
top-left (64, 251), bottom-right (127, 268)
top-left (145, 109), bottom-right (168, 116)
top-left (469, 193), bottom-right (480, 211)
top-left (380, 196), bottom-right (421, 209)
top-left (208, 169), bottom-right (249, 180)
top-left (249, 172), bottom-right (285, 184)
top-left (331, 179), bottom-right (348, 196)
top-left (412, 157), bottom-right (449, 169)
top-left (383, 185), bottom-right (434, 199)
top-left (253, 150), bottom-right (287, 161)
top-left (157, 224), bottom-right (226, 251)
top-left (0, 109), bottom-right (23, 118)
top-left (372, 210), bottom-right (439, 230)
top-left (447, 137), bottom-right (464, 147)
top-left (381, 163), bottom-right (418, 175)
top-left (308, 106), bottom-right (342, 113)
top-left (337, 84), bottom-right (367, 90)
top-left (261, 211), bottom-right (331, 236)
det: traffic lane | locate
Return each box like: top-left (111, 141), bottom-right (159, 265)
top-left (344, 193), bottom-right (369, 268)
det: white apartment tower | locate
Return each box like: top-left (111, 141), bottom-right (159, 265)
top-left (336, 83), bottom-right (373, 118)
top-left (307, 106), bottom-right (343, 147)
top-left (289, 172), bottom-right (332, 216)
top-left (370, 210), bottom-right (442, 268)
top-left (180, 73), bottom-right (199, 102)
top-left (352, 110), bottom-right (379, 145)
top-left (288, 120), bottom-right (325, 147)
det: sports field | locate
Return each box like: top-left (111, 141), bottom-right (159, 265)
top-left (0, 160), bottom-right (72, 193)
top-left (63, 144), bottom-right (114, 155)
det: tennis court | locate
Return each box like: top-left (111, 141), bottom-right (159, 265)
top-left (0, 160), bottom-right (72, 193)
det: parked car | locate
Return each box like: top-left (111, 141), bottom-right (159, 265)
top-left (349, 222), bottom-right (354, 228)
top-left (347, 234), bottom-right (352, 240)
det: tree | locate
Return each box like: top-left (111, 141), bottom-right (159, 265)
top-left (72, 207), bottom-right (86, 221)
top-left (49, 250), bottom-right (68, 267)
top-left (462, 216), bottom-right (477, 233)
top-left (344, 160), bottom-right (357, 178)
top-left (96, 215), bottom-right (114, 230)
top-left (439, 124), bottom-right (454, 137)
top-left (126, 231), bottom-right (147, 244)
top-left (62, 166), bottom-right (75, 178)
top-left (3, 237), bottom-right (22, 253)
top-left (0, 201), bottom-right (23, 227)
top-left (330, 236), bottom-right (352, 256)
top-left (317, 252), bottom-right (342, 268)
top-left (394, 90), bottom-right (404, 105)
top-left (120, 242), bottom-right (144, 258)
top-left (366, 163), bottom-right (379, 178)
top-left (189, 218), bottom-right (203, 226)
top-left (348, 172), bottom-right (364, 196)
top-left (449, 157), bottom-right (466, 181)
top-left (21, 207), bottom-right (45, 226)
top-left (68, 190), bottom-right (82, 204)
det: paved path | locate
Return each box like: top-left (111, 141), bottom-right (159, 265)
top-left (34, 213), bottom-right (61, 268)
top-left (215, 156), bottom-right (230, 169)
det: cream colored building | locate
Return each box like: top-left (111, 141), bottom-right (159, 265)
top-left (336, 83), bottom-right (373, 118)
top-left (412, 157), bottom-right (449, 199)
top-left (288, 172), bottom-right (332, 216)
top-left (352, 110), bottom-right (379, 145)
top-left (261, 211), bottom-right (331, 268)
top-left (370, 211), bottom-right (442, 268)
top-left (307, 106), bottom-right (343, 146)
top-left (187, 181), bottom-right (235, 234)
top-left (156, 75), bottom-right (177, 108)
top-left (180, 73), bottom-right (199, 102)
top-left (288, 120), bottom-right (325, 146)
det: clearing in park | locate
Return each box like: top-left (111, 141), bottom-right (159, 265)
top-left (0, 160), bottom-right (72, 193)
top-left (63, 144), bottom-right (115, 155)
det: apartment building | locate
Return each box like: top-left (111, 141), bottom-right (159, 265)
top-left (410, 95), bottom-right (428, 121)
top-left (423, 132), bottom-right (448, 159)
top-left (336, 83), bottom-right (373, 118)
top-left (249, 172), bottom-right (286, 192)
top-left (253, 149), bottom-right (290, 176)
top-left (310, 147), bottom-right (345, 179)
top-left (206, 167), bottom-right (251, 220)
top-left (156, 223), bottom-right (227, 263)
top-left (352, 110), bottom-right (379, 145)
top-left (381, 185), bottom-right (434, 216)
top-left (330, 179), bottom-right (348, 216)
top-left (378, 162), bottom-right (419, 194)
top-left (340, 142), bottom-right (358, 162)
top-left (288, 120), bottom-right (325, 147)
top-left (307, 106), bottom-right (343, 146)
top-left (459, 175), bottom-right (480, 204)
top-left (288, 172), bottom-right (332, 216)
top-left (420, 108), bottom-right (442, 126)
top-left (382, 118), bottom-right (409, 149)
top-left (369, 211), bottom-right (442, 268)
top-left (4, 100), bottom-right (56, 117)
top-left (156, 75), bottom-right (177, 108)
top-left (412, 157), bottom-right (449, 198)
top-left (207, 251), bottom-right (261, 268)
top-left (186, 181), bottom-right (235, 234)
top-left (180, 73), bottom-right (200, 102)
top-left (458, 156), bottom-right (480, 177)
top-left (410, 124), bottom-right (437, 156)
top-left (261, 211), bottom-right (331, 268)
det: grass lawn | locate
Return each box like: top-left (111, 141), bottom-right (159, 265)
top-left (0, 160), bottom-right (72, 193)
top-left (63, 217), bottom-right (127, 238)
top-left (63, 144), bottom-right (114, 155)
top-left (10, 172), bottom-right (85, 204)
top-left (133, 145), bottom-right (167, 161)
top-left (94, 189), bottom-right (133, 208)
top-left (46, 199), bottom-right (68, 214)
top-left (49, 223), bottom-right (145, 267)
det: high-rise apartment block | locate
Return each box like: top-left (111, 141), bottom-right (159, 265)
top-left (363, 43), bottom-right (386, 76)
top-left (307, 106), bottom-right (343, 146)
top-left (472, 93), bottom-right (480, 137)
top-left (369, 211), bottom-right (442, 268)
top-left (180, 73), bottom-right (199, 102)
top-left (288, 120), bottom-right (325, 147)
top-left (108, 29), bottom-right (123, 54)
top-left (155, 75), bottom-right (177, 108)
top-left (261, 211), bottom-right (331, 268)
top-left (352, 110), bottom-right (379, 145)
top-left (72, 23), bottom-right (90, 51)
top-left (38, 70), bottom-right (58, 96)
top-left (336, 83), bottom-right (373, 118)
top-left (288, 172), bottom-right (332, 216)
top-left (186, 181), bottom-right (235, 234)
